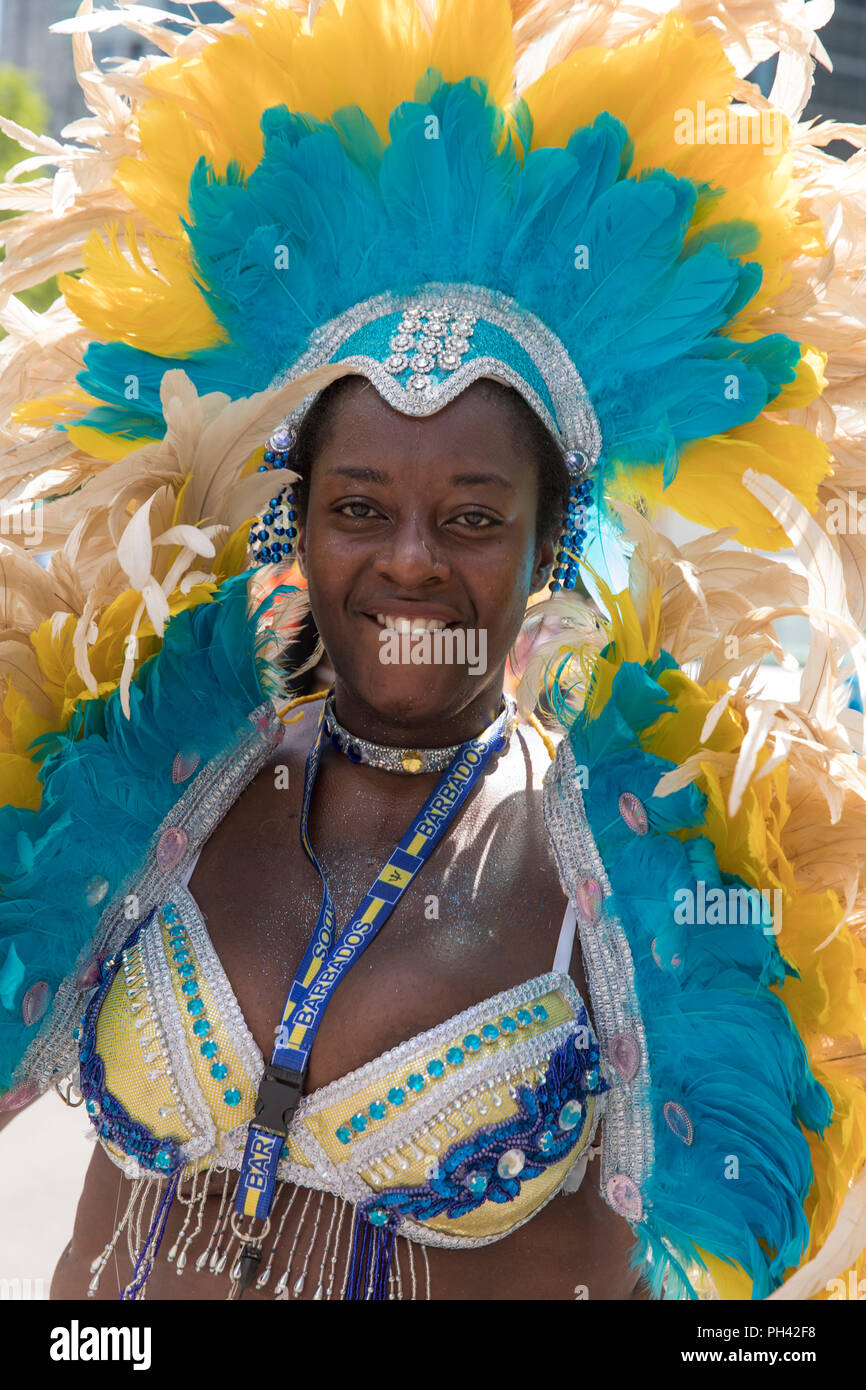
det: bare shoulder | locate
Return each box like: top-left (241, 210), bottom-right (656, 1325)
top-left (497, 716), bottom-right (562, 794)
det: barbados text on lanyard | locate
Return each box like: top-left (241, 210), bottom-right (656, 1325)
top-left (235, 692), bottom-right (514, 1225)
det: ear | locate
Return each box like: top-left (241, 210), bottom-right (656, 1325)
top-left (531, 536), bottom-right (555, 593)
top-left (295, 517), bottom-right (307, 578)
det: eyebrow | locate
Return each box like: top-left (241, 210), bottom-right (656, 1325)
top-left (328, 465), bottom-right (516, 491)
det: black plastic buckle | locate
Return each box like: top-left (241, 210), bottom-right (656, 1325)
top-left (253, 1063), bottom-right (305, 1135)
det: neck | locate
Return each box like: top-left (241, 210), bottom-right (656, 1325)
top-left (330, 677), bottom-right (506, 748)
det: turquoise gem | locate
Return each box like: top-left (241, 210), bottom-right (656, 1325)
top-left (407, 1074), bottom-right (425, 1092)
top-left (163, 905), bottom-right (180, 923)
top-left (445, 1047), bottom-right (464, 1067)
top-left (281, 1143), bottom-right (290, 1159)
top-left (223, 1089), bottom-right (241, 1106)
top-left (200, 1041), bottom-right (218, 1059)
top-left (368, 1208), bottom-right (388, 1228)
top-left (585, 1066), bottom-right (600, 1088)
top-left (85, 1098), bottom-right (100, 1117)
top-left (388, 1087), bottom-right (406, 1106)
top-left (192, 1019), bottom-right (210, 1037)
top-left (463, 1034), bottom-right (481, 1052)
top-left (426, 1059), bottom-right (445, 1078)
top-left (336, 1126), bottom-right (352, 1144)
top-left (73, 1027), bottom-right (81, 1042)
top-left (481, 1024), bottom-right (499, 1043)
top-left (533, 1004), bottom-right (549, 1022)
top-left (538, 1129), bottom-right (556, 1154)
top-left (351, 1113), bottom-right (367, 1132)
top-left (499, 1015), bottom-right (517, 1033)
top-left (174, 951), bottom-right (191, 965)
top-left (515, 1009), bottom-right (533, 1027)
top-left (187, 997), bottom-right (204, 1015)
top-left (176, 963), bottom-right (194, 978)
top-left (154, 1149), bottom-right (172, 1170)
top-left (465, 1170), bottom-right (488, 1196)
top-left (369, 1101), bottom-right (387, 1121)
top-left (210, 1063), bottom-right (228, 1080)
top-left (181, 978), bottom-right (198, 995)
top-left (558, 1099), bottom-right (584, 1131)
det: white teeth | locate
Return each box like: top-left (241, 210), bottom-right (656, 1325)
top-left (375, 614), bottom-right (448, 632)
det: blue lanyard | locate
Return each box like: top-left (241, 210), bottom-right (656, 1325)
top-left (234, 692), bottom-right (513, 1231)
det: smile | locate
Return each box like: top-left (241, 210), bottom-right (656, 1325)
top-left (374, 614), bottom-right (451, 632)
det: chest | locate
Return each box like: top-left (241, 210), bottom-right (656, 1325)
top-left (186, 748), bottom-right (575, 1092)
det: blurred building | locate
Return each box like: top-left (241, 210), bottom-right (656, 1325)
top-left (809, 0), bottom-right (866, 127)
top-left (0, 2), bottom-right (230, 137)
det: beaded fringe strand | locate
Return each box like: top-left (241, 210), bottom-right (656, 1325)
top-left (89, 1172), bottom-right (434, 1300)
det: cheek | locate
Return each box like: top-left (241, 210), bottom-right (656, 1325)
top-left (475, 527), bottom-right (537, 603)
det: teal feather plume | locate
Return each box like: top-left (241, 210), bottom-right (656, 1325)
top-left (68, 71), bottom-right (800, 530)
top-left (551, 655), bottom-right (832, 1298)
top-left (0, 572), bottom-right (294, 1092)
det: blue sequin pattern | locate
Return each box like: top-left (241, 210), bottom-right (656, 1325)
top-left (359, 1007), bottom-right (607, 1229)
top-left (78, 908), bottom-right (183, 1175)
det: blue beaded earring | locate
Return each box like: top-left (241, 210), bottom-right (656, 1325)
top-left (248, 426), bottom-right (299, 566)
top-left (549, 449), bottom-right (592, 594)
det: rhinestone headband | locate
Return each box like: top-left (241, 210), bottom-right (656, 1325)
top-left (322, 690), bottom-right (518, 774)
top-left (268, 284), bottom-right (603, 463)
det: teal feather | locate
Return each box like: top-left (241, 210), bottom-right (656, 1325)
top-left (552, 655), bottom-right (832, 1298)
top-left (69, 73), bottom-right (801, 526)
top-left (0, 572), bottom-right (294, 1091)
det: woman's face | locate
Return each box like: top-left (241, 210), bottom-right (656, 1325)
top-left (296, 380), bottom-right (554, 736)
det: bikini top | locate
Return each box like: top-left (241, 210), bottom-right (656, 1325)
top-left (76, 732), bottom-right (609, 1254)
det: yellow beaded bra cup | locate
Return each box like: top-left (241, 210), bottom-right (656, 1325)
top-left (0, 0), bottom-right (866, 1302)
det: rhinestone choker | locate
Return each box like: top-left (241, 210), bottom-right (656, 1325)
top-left (322, 691), bottom-right (518, 774)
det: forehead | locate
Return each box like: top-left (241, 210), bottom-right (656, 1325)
top-left (317, 378), bottom-right (533, 476)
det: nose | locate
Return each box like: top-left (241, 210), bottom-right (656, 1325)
top-left (371, 514), bottom-right (450, 586)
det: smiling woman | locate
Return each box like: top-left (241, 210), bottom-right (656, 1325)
top-left (291, 376), bottom-right (568, 742)
top-left (2, 0), bottom-right (866, 1307)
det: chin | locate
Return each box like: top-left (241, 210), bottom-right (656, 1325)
top-left (343, 665), bottom-right (485, 722)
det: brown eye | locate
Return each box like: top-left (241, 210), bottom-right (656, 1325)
top-left (337, 501), bottom-right (380, 518)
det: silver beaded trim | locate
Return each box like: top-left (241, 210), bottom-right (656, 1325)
top-left (541, 738), bottom-right (653, 1216)
top-left (142, 910), bottom-right (218, 1161)
top-left (268, 283), bottom-right (603, 461)
top-left (323, 690), bottom-right (518, 773)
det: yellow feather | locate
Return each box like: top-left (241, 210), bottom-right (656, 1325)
top-left (11, 387), bottom-right (105, 429)
top-left (523, 13), bottom-right (821, 322)
top-left (770, 343), bottom-right (827, 410)
top-left (620, 418), bottom-right (831, 550)
top-left (59, 220), bottom-right (225, 357)
top-left (63, 425), bottom-right (162, 463)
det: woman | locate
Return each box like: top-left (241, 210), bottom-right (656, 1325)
top-left (1, 0), bottom-right (865, 1302)
top-left (47, 374), bottom-right (645, 1300)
